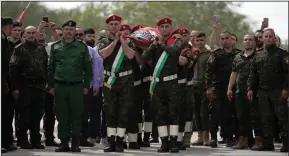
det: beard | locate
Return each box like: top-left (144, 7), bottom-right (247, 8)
top-left (85, 40), bottom-right (95, 47)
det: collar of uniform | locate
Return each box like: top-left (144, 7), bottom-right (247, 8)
top-left (240, 50), bottom-right (255, 58)
top-left (61, 38), bottom-right (78, 47)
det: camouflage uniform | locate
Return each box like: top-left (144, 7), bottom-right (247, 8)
top-left (247, 46), bottom-right (288, 151)
top-left (205, 48), bottom-right (239, 147)
top-left (231, 51), bottom-right (263, 149)
top-left (10, 42), bottom-right (48, 148)
top-left (177, 48), bottom-right (192, 148)
top-left (142, 41), bottom-right (181, 152)
top-left (97, 37), bottom-right (135, 151)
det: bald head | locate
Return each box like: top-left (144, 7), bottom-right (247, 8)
top-left (190, 30), bottom-right (199, 45)
top-left (98, 29), bottom-right (109, 39)
top-left (24, 26), bottom-right (37, 42)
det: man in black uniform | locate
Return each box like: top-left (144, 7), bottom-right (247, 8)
top-left (8, 21), bottom-right (23, 147)
top-left (9, 26), bottom-right (48, 149)
top-left (1, 17), bottom-right (15, 154)
top-left (205, 31), bottom-right (240, 148)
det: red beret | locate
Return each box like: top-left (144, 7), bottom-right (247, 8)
top-left (180, 28), bottom-right (190, 35)
top-left (106, 14), bottom-right (122, 24)
top-left (120, 24), bottom-right (131, 31)
top-left (170, 28), bottom-right (182, 37)
top-left (131, 25), bottom-right (144, 33)
top-left (157, 17), bottom-right (172, 26)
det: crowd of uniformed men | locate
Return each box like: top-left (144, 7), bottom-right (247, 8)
top-left (1, 13), bottom-right (288, 154)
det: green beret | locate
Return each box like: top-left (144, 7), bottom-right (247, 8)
top-left (1, 17), bottom-right (13, 27)
top-left (62, 20), bottom-right (76, 28)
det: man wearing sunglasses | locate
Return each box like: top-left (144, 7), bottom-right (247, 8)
top-left (76, 27), bottom-right (85, 41)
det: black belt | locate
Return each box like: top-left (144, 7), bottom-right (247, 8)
top-left (55, 80), bottom-right (83, 85)
top-left (24, 79), bottom-right (45, 84)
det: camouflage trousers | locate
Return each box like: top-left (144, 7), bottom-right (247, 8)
top-left (257, 89), bottom-right (288, 137)
top-left (151, 80), bottom-right (180, 126)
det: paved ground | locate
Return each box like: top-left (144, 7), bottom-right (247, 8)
top-left (4, 120), bottom-right (287, 156)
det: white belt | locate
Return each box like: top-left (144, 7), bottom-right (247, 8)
top-left (104, 70), bottom-right (133, 77)
top-left (178, 78), bottom-right (187, 84)
top-left (134, 80), bottom-right (141, 86)
top-left (143, 76), bottom-right (151, 82)
top-left (187, 79), bottom-right (194, 86)
top-left (150, 74), bottom-right (178, 82)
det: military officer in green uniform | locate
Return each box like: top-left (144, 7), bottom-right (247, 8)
top-left (10, 26), bottom-right (48, 150)
top-left (47, 20), bottom-right (93, 153)
top-left (205, 31), bottom-right (240, 148)
top-left (97, 15), bottom-right (136, 153)
top-left (247, 28), bottom-right (288, 152)
top-left (142, 17), bottom-right (183, 153)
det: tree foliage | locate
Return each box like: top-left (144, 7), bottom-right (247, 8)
top-left (0, 1), bottom-right (263, 48)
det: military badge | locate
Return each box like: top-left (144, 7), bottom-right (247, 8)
top-left (164, 19), bottom-right (167, 23)
top-left (112, 16), bottom-right (115, 20)
top-left (69, 22), bottom-right (72, 26)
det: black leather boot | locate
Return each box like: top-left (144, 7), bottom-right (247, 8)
top-left (280, 135), bottom-right (288, 152)
top-left (142, 132), bottom-right (151, 147)
top-left (258, 135), bottom-right (274, 151)
top-left (177, 142), bottom-right (186, 150)
top-left (55, 138), bottom-right (70, 152)
top-left (170, 136), bottom-right (179, 153)
top-left (210, 134), bottom-right (218, 148)
top-left (129, 142), bottom-right (140, 149)
top-left (157, 136), bottom-right (169, 153)
top-left (137, 133), bottom-right (143, 146)
top-left (103, 136), bottom-right (116, 152)
top-left (71, 136), bottom-right (81, 152)
top-left (115, 136), bottom-right (124, 152)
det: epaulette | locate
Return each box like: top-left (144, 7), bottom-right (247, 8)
top-left (212, 47), bottom-right (222, 53)
top-left (234, 48), bottom-right (242, 53)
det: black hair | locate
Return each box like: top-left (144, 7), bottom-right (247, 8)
top-left (255, 29), bottom-right (263, 34)
top-left (231, 33), bottom-right (238, 41)
top-left (84, 28), bottom-right (95, 35)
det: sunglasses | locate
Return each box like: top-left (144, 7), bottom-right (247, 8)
top-left (75, 33), bottom-right (84, 37)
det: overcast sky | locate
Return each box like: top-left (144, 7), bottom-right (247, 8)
top-left (41, 2), bottom-right (288, 41)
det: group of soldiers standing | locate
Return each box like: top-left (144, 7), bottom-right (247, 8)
top-left (1, 13), bottom-right (288, 154)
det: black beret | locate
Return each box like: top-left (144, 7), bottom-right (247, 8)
top-left (62, 20), bottom-right (76, 28)
top-left (84, 28), bottom-right (95, 34)
top-left (13, 21), bottom-right (22, 27)
top-left (1, 17), bottom-right (13, 27)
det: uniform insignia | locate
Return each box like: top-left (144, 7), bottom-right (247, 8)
top-left (10, 55), bottom-right (17, 64)
top-left (164, 19), bottom-right (167, 23)
top-left (284, 55), bottom-right (289, 64)
top-left (112, 16), bottom-right (115, 20)
top-left (69, 22), bottom-right (72, 26)
top-left (123, 26), bottom-right (126, 30)
top-left (182, 29), bottom-right (185, 33)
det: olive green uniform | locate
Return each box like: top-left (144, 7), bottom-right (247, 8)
top-left (192, 50), bottom-right (210, 132)
top-left (47, 39), bottom-right (92, 141)
top-left (247, 45), bottom-right (288, 150)
top-left (10, 42), bottom-right (48, 146)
